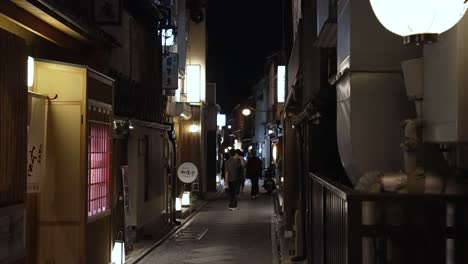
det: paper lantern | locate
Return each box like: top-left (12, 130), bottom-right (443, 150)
top-left (181, 191), bottom-right (190, 206)
top-left (111, 233), bottom-right (125, 264)
top-left (369, 0), bottom-right (468, 44)
top-left (175, 198), bottom-right (182, 211)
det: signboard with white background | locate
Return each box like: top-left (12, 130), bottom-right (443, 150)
top-left (177, 162), bottom-right (198, 183)
top-left (27, 94), bottom-right (47, 193)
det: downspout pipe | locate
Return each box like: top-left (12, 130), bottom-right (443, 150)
top-left (167, 123), bottom-right (180, 225)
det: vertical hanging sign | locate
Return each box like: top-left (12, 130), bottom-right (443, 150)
top-left (162, 52), bottom-right (179, 95)
top-left (27, 95), bottom-right (47, 193)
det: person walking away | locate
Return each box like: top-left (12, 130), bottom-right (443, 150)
top-left (246, 149), bottom-right (263, 199)
top-left (224, 149), bottom-right (242, 210)
top-left (221, 152), bottom-right (230, 182)
top-left (235, 149), bottom-right (246, 194)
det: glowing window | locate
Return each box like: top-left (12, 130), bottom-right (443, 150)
top-left (88, 103), bottom-right (111, 218)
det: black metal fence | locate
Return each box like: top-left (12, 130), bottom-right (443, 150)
top-left (306, 173), bottom-right (468, 264)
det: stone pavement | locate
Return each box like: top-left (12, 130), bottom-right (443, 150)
top-left (138, 183), bottom-right (279, 264)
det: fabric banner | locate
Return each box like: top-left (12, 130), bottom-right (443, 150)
top-left (27, 95), bottom-right (47, 193)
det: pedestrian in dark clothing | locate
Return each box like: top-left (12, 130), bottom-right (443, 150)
top-left (221, 153), bottom-right (230, 181)
top-left (236, 149), bottom-right (246, 194)
top-left (246, 149), bottom-right (263, 199)
top-left (224, 149), bottom-right (242, 210)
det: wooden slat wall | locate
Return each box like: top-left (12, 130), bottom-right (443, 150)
top-left (0, 28), bottom-right (27, 206)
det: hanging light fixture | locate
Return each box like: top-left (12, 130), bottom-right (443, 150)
top-left (369, 0), bottom-right (468, 45)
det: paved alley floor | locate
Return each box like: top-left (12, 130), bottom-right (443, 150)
top-left (139, 184), bottom-right (277, 264)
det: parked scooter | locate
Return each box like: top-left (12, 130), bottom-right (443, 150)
top-left (263, 166), bottom-right (277, 194)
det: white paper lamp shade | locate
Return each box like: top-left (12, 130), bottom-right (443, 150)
top-left (370, 0), bottom-right (468, 43)
top-left (111, 240), bottom-right (125, 264)
top-left (176, 198), bottom-right (182, 211)
top-left (181, 191), bottom-right (190, 206)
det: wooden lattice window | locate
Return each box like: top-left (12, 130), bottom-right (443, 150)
top-left (87, 101), bottom-right (112, 218)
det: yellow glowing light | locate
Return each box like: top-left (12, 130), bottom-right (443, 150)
top-left (272, 145), bottom-right (278, 162)
top-left (189, 124), bottom-right (199, 133)
top-left (242, 108), bottom-right (251, 116)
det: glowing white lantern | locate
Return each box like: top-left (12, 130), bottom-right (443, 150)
top-left (111, 233), bottom-right (125, 264)
top-left (369, 0), bottom-right (468, 44)
top-left (181, 191), bottom-right (190, 206)
top-left (175, 198), bottom-right (182, 211)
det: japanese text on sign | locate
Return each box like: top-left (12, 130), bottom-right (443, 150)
top-left (177, 162), bottom-right (198, 183)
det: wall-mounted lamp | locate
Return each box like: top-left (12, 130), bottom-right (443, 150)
top-left (268, 129), bottom-right (274, 135)
top-left (370, 0), bottom-right (468, 45)
top-left (272, 144), bottom-right (278, 162)
top-left (28, 56), bottom-right (34, 87)
top-left (128, 121), bottom-right (134, 130)
top-left (189, 124), bottom-right (199, 133)
top-left (228, 125), bottom-right (232, 129)
top-left (242, 108), bottom-right (252, 116)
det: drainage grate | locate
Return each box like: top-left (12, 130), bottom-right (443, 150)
top-left (172, 227), bottom-right (208, 242)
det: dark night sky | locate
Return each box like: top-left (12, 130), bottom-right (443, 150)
top-left (206, 1), bottom-right (284, 113)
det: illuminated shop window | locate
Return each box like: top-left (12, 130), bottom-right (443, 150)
top-left (88, 103), bottom-right (111, 218)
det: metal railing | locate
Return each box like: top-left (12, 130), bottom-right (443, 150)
top-left (306, 173), bottom-right (468, 264)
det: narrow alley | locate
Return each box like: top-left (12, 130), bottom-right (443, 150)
top-left (2, 0), bottom-right (468, 263)
top-left (137, 183), bottom-right (278, 264)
